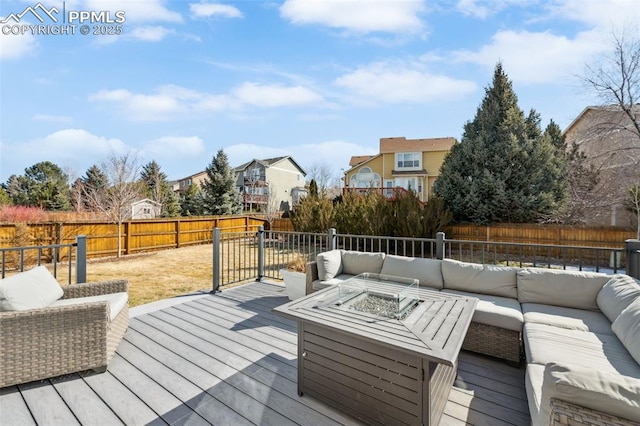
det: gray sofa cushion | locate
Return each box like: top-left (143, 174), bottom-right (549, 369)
top-left (49, 292), bottom-right (128, 321)
top-left (380, 255), bottom-right (443, 289)
top-left (442, 289), bottom-right (523, 331)
top-left (316, 250), bottom-right (343, 281)
top-left (523, 323), bottom-right (640, 378)
top-left (517, 268), bottom-right (608, 310)
top-left (525, 363), bottom-right (545, 426)
top-left (441, 259), bottom-right (518, 299)
top-left (597, 274), bottom-right (640, 323)
top-left (611, 296), bottom-right (640, 365)
top-left (341, 251), bottom-right (385, 276)
top-left (540, 363), bottom-right (640, 425)
top-left (312, 274), bottom-right (354, 291)
top-left (522, 303), bottom-right (613, 335)
top-left (0, 266), bottom-right (64, 311)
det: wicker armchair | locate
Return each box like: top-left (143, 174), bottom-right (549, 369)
top-left (0, 279), bottom-right (129, 388)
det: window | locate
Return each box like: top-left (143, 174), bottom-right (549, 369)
top-left (396, 152), bottom-right (421, 169)
top-left (350, 167), bottom-right (381, 188)
top-left (251, 168), bottom-right (261, 181)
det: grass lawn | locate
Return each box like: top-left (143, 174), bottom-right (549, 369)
top-left (70, 244), bottom-right (217, 307)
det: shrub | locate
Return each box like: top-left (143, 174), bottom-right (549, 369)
top-left (0, 206), bottom-right (48, 222)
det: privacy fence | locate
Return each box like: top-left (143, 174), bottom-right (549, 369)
top-left (213, 227), bottom-right (640, 290)
top-left (0, 216), bottom-right (267, 261)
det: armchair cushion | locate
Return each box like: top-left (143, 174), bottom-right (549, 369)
top-left (539, 363), bottom-right (640, 425)
top-left (597, 274), bottom-right (640, 323)
top-left (611, 296), bottom-right (640, 365)
top-left (49, 292), bottom-right (128, 321)
top-left (0, 266), bottom-right (63, 311)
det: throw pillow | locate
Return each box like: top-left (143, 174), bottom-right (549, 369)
top-left (597, 274), bottom-right (640, 323)
top-left (611, 296), bottom-right (640, 365)
top-left (0, 266), bottom-right (64, 311)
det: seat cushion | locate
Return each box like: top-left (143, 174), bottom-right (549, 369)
top-left (611, 296), bottom-right (640, 365)
top-left (341, 251), bottom-right (385, 276)
top-left (441, 289), bottom-right (523, 331)
top-left (380, 255), bottom-right (443, 289)
top-left (49, 292), bottom-right (128, 321)
top-left (316, 250), bottom-right (343, 281)
top-left (540, 363), bottom-right (640, 425)
top-left (312, 273), bottom-right (354, 291)
top-left (525, 363), bottom-right (545, 426)
top-left (522, 303), bottom-right (613, 335)
top-left (0, 266), bottom-right (64, 311)
top-left (523, 323), bottom-right (640, 378)
top-left (517, 268), bottom-right (608, 310)
top-left (597, 274), bottom-right (640, 323)
top-left (441, 259), bottom-right (518, 298)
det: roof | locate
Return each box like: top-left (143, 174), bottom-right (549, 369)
top-left (379, 136), bottom-right (457, 153)
top-left (131, 198), bottom-right (161, 206)
top-left (233, 155), bottom-right (307, 175)
top-left (563, 104), bottom-right (640, 136)
top-left (349, 155), bottom-right (375, 167)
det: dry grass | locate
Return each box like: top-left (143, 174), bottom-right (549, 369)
top-left (50, 245), bottom-right (216, 307)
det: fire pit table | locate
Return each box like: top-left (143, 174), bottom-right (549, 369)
top-left (274, 273), bottom-right (477, 426)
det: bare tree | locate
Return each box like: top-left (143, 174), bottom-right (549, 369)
top-left (83, 152), bottom-right (144, 257)
top-left (626, 181), bottom-right (640, 238)
top-left (262, 184), bottom-right (281, 226)
top-left (574, 27), bottom-right (640, 226)
top-left (306, 161), bottom-right (336, 195)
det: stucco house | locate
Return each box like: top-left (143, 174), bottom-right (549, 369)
top-left (131, 199), bottom-right (162, 219)
top-left (563, 105), bottom-right (640, 227)
top-left (344, 136), bottom-right (457, 202)
top-left (234, 156), bottom-right (307, 212)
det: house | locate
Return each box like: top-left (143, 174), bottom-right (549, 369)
top-left (131, 199), bottom-right (161, 219)
top-left (175, 171), bottom-right (208, 195)
top-left (563, 105), bottom-right (640, 227)
top-left (233, 156), bottom-right (307, 212)
top-left (344, 136), bottom-right (456, 202)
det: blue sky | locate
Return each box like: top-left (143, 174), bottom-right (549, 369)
top-left (0, 0), bottom-right (638, 184)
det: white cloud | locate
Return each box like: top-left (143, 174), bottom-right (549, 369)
top-left (335, 61), bottom-right (477, 103)
top-left (453, 29), bottom-right (607, 84)
top-left (83, 0), bottom-right (182, 23)
top-left (32, 114), bottom-right (73, 123)
top-left (233, 82), bottom-right (324, 107)
top-left (546, 0), bottom-right (639, 28)
top-left (279, 0), bottom-right (425, 34)
top-left (456, 0), bottom-right (529, 19)
top-left (1, 129), bottom-right (129, 178)
top-left (130, 26), bottom-right (175, 42)
top-left (89, 82), bottom-right (325, 120)
top-left (0, 32), bottom-right (38, 60)
top-left (190, 2), bottom-right (243, 19)
top-left (143, 136), bottom-right (205, 158)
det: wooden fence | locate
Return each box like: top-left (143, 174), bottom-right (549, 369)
top-left (270, 219), bottom-right (636, 248)
top-left (0, 216), bottom-right (267, 259)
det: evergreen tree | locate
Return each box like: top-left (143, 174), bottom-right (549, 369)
top-left (78, 165), bottom-right (108, 211)
top-left (180, 183), bottom-right (205, 216)
top-left (201, 149), bottom-right (241, 215)
top-left (0, 185), bottom-right (12, 206)
top-left (140, 161), bottom-right (180, 217)
top-left (5, 162), bottom-right (71, 210)
top-left (433, 63), bottom-right (567, 224)
top-left (308, 179), bottom-right (319, 197)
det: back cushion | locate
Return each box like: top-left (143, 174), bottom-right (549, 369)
top-left (517, 268), bottom-right (609, 310)
top-left (597, 275), bottom-right (640, 323)
top-left (341, 251), bottom-right (385, 275)
top-left (380, 255), bottom-right (443, 289)
top-left (0, 266), bottom-right (64, 311)
top-left (316, 250), bottom-right (343, 281)
top-left (611, 297), bottom-right (640, 365)
top-left (441, 259), bottom-right (518, 298)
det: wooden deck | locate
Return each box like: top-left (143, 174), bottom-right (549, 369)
top-left (0, 282), bottom-right (531, 425)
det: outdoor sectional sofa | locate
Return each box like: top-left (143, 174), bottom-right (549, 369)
top-left (306, 250), bottom-right (640, 426)
top-left (0, 266), bottom-right (129, 388)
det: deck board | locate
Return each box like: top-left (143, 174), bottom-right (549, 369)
top-left (0, 281), bottom-right (530, 425)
